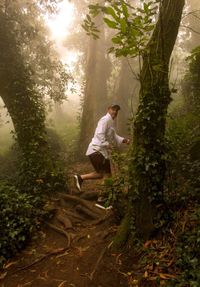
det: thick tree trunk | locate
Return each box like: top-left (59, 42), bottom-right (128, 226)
top-left (79, 14), bottom-right (110, 157)
top-left (0, 12), bottom-right (53, 191)
top-left (114, 0), bottom-right (185, 246)
top-left (114, 58), bottom-right (139, 136)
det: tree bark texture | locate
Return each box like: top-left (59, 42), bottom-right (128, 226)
top-left (114, 58), bottom-right (139, 136)
top-left (0, 11), bottom-right (52, 190)
top-left (132, 0), bottom-right (185, 239)
top-left (115, 0), bottom-right (185, 243)
top-left (79, 14), bottom-right (110, 157)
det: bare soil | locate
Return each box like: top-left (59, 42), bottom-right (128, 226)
top-left (0, 163), bottom-right (137, 287)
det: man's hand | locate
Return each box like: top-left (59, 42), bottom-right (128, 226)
top-left (123, 138), bottom-right (130, 145)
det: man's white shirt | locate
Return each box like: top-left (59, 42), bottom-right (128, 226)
top-left (86, 113), bottom-right (124, 159)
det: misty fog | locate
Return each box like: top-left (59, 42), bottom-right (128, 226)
top-left (0, 0), bottom-right (199, 158)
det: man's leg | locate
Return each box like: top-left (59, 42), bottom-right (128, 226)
top-left (81, 171), bottom-right (103, 180)
top-left (74, 152), bottom-right (110, 191)
top-left (82, 153), bottom-right (111, 182)
top-left (74, 152), bottom-right (104, 191)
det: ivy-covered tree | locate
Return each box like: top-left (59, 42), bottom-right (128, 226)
top-left (0, 0), bottom-right (69, 191)
top-left (83, 0), bottom-right (185, 242)
top-left (126, 0), bottom-right (185, 240)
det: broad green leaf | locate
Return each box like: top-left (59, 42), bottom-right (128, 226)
top-left (152, 64), bottom-right (163, 72)
top-left (120, 18), bottom-right (127, 33)
top-left (121, 1), bottom-right (129, 18)
top-left (144, 25), bottom-right (154, 32)
top-left (104, 6), bottom-right (119, 21)
top-left (144, 3), bottom-right (149, 14)
top-left (88, 4), bottom-right (100, 17)
top-left (112, 36), bottom-right (122, 44)
top-left (103, 17), bottom-right (117, 29)
top-left (86, 14), bottom-right (91, 22)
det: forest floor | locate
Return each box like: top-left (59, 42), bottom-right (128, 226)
top-left (0, 162), bottom-right (142, 287)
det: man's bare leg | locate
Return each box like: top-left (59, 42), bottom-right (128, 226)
top-left (81, 171), bottom-right (103, 181)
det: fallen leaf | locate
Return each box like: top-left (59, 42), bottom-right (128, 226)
top-left (167, 259), bottom-right (174, 267)
top-left (37, 274), bottom-right (47, 281)
top-left (58, 281), bottom-right (67, 287)
top-left (144, 240), bottom-right (157, 248)
top-left (4, 261), bottom-right (17, 269)
top-left (144, 271), bottom-right (148, 278)
top-left (56, 251), bottom-right (69, 258)
top-left (0, 272), bottom-right (7, 279)
top-left (159, 273), bottom-right (177, 279)
top-left (74, 246), bottom-right (89, 257)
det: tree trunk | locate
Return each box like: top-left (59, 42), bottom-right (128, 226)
top-left (79, 14), bottom-right (110, 157)
top-left (114, 0), bottom-right (185, 246)
top-left (114, 57), bottom-right (139, 136)
top-left (0, 11), bottom-right (53, 191)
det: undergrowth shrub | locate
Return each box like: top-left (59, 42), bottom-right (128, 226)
top-left (168, 207), bottom-right (200, 287)
top-left (103, 150), bottom-right (129, 218)
top-left (165, 104), bottom-right (200, 286)
top-left (0, 181), bottom-right (43, 266)
top-left (166, 112), bottom-right (200, 201)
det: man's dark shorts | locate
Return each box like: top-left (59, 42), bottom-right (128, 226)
top-left (88, 152), bottom-right (111, 174)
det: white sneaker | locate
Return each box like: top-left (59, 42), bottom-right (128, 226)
top-left (73, 174), bottom-right (83, 191)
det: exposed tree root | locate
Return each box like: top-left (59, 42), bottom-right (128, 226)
top-left (91, 210), bottom-right (113, 226)
top-left (75, 205), bottom-right (100, 220)
top-left (88, 246), bottom-right (107, 280)
top-left (59, 193), bottom-right (103, 216)
top-left (96, 228), bottom-right (116, 240)
top-left (80, 190), bottom-right (99, 200)
top-left (62, 209), bottom-right (83, 221)
top-left (46, 223), bottom-right (71, 247)
top-left (56, 210), bottom-right (73, 229)
top-left (10, 247), bottom-right (68, 275)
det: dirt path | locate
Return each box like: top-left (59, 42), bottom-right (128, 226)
top-left (0, 164), bottom-right (132, 287)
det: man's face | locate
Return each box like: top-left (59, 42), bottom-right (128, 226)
top-left (108, 107), bottom-right (119, 119)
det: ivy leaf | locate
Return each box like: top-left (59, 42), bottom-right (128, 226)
top-left (143, 3), bottom-right (149, 14)
top-left (103, 17), bottom-right (117, 29)
top-left (120, 18), bottom-right (127, 33)
top-left (144, 24), bottom-right (154, 32)
top-left (152, 64), bottom-right (163, 72)
top-left (86, 14), bottom-right (91, 22)
top-left (121, 1), bottom-right (129, 18)
top-left (88, 4), bottom-right (101, 17)
top-left (111, 36), bottom-right (122, 44)
top-left (108, 46), bottom-right (115, 54)
top-left (104, 6), bottom-right (119, 21)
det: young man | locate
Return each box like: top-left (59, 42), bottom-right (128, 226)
top-left (74, 104), bottom-right (130, 191)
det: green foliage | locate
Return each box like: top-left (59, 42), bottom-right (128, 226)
top-left (166, 113), bottom-right (200, 195)
top-left (0, 1), bottom-right (73, 193)
top-left (83, 0), bottom-right (185, 243)
top-left (0, 124), bottom-right (14, 155)
top-left (103, 150), bottom-right (129, 217)
top-left (168, 208), bottom-right (200, 287)
top-left (163, 47), bottom-right (200, 286)
top-left (166, 47), bottom-right (200, 201)
top-left (82, 0), bottom-right (158, 57)
top-left (0, 181), bottom-right (43, 266)
top-left (82, 13), bottom-right (100, 39)
top-left (17, 128), bottom-right (69, 193)
top-left (182, 46), bottom-right (200, 115)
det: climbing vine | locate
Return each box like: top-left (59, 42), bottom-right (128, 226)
top-left (0, 1), bottom-right (69, 192)
top-left (83, 0), bottom-right (185, 242)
